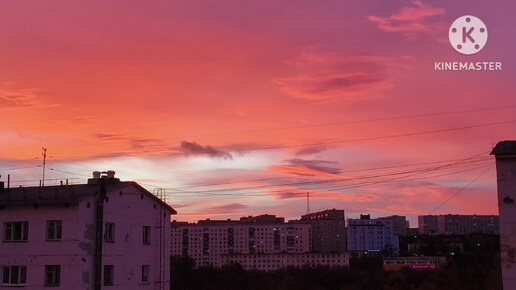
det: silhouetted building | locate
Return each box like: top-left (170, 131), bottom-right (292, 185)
top-left (223, 252), bottom-right (349, 271)
top-left (418, 215), bottom-right (439, 235)
top-left (418, 214), bottom-right (499, 235)
top-left (295, 209), bottom-right (346, 252)
top-left (0, 171), bottom-right (176, 289)
top-left (379, 215), bottom-right (409, 236)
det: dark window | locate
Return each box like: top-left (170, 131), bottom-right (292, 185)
top-left (2, 266), bottom-right (26, 286)
top-left (46, 220), bottom-right (62, 241)
top-left (141, 265), bottom-right (150, 283)
top-left (3, 222), bottom-right (28, 242)
top-left (104, 223), bottom-right (115, 242)
top-left (44, 265), bottom-right (60, 287)
top-left (103, 265), bottom-right (114, 286)
top-left (143, 226), bottom-right (151, 245)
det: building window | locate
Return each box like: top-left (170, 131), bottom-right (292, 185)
top-left (46, 220), bottom-right (62, 241)
top-left (103, 265), bottom-right (114, 286)
top-left (44, 265), bottom-right (60, 287)
top-left (143, 226), bottom-right (151, 245)
top-left (2, 266), bottom-right (26, 286)
top-left (104, 223), bottom-right (115, 242)
top-left (3, 222), bottom-right (28, 242)
top-left (141, 265), bottom-right (150, 283)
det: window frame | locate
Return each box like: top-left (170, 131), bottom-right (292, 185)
top-left (46, 220), bottom-right (62, 241)
top-left (103, 265), bottom-right (114, 286)
top-left (3, 221), bottom-right (29, 242)
top-left (141, 265), bottom-right (150, 284)
top-left (104, 222), bottom-right (115, 242)
top-left (44, 265), bottom-right (61, 287)
top-left (2, 265), bottom-right (27, 286)
top-left (143, 226), bottom-right (151, 245)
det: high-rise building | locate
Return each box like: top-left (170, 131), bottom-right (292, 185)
top-left (347, 214), bottom-right (399, 255)
top-left (379, 215), bottom-right (408, 236)
top-left (296, 209), bottom-right (346, 252)
top-left (418, 215), bottom-right (439, 235)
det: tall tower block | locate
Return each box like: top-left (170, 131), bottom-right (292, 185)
top-left (491, 140), bottom-right (516, 289)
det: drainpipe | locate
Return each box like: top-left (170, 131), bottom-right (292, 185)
top-left (94, 178), bottom-right (107, 290)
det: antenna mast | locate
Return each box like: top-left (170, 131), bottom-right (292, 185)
top-left (306, 192), bottom-right (311, 215)
top-left (42, 147), bottom-right (47, 186)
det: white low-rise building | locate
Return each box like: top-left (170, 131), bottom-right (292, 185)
top-left (0, 171), bottom-right (176, 289)
top-left (223, 252), bottom-right (350, 271)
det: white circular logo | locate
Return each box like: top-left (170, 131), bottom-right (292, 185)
top-left (449, 15), bottom-right (488, 55)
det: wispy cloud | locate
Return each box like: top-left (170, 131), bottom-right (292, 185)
top-left (368, 0), bottom-right (446, 40)
top-left (203, 203), bottom-right (248, 214)
top-left (294, 145), bottom-right (331, 156)
top-left (270, 158), bottom-right (341, 177)
top-left (0, 88), bottom-right (50, 108)
top-left (179, 141), bottom-right (233, 159)
top-left (277, 53), bottom-right (400, 101)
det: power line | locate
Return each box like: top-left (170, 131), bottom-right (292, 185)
top-left (170, 104), bottom-right (516, 138)
top-left (429, 164), bottom-right (494, 214)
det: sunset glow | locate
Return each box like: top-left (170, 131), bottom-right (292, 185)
top-left (1, 0), bottom-right (515, 226)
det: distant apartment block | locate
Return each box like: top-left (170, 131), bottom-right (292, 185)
top-left (347, 214), bottom-right (399, 255)
top-left (418, 215), bottom-right (439, 235)
top-left (378, 215), bottom-right (409, 236)
top-left (293, 209), bottom-right (346, 252)
top-left (223, 252), bottom-right (350, 271)
top-left (171, 215), bottom-right (312, 268)
top-left (418, 214), bottom-right (499, 235)
top-left (0, 171), bottom-right (175, 289)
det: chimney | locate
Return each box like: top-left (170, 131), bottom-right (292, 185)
top-left (93, 171), bottom-right (101, 179)
top-left (0, 181), bottom-right (4, 194)
top-left (491, 140), bottom-right (516, 290)
top-left (88, 170), bottom-right (120, 185)
top-left (106, 170), bottom-right (116, 179)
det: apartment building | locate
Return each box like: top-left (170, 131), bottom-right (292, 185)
top-left (171, 215), bottom-right (311, 268)
top-left (418, 214), bottom-right (499, 235)
top-left (295, 209), bottom-right (346, 252)
top-left (0, 171), bottom-right (176, 289)
top-left (347, 214), bottom-right (399, 255)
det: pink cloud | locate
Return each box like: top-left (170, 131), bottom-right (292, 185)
top-left (368, 0), bottom-right (446, 40)
top-left (276, 53), bottom-right (402, 101)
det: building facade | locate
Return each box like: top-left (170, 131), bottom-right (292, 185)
top-left (491, 140), bottom-right (516, 290)
top-left (418, 215), bottom-right (439, 235)
top-left (0, 171), bottom-right (175, 289)
top-left (347, 214), bottom-right (399, 255)
top-left (418, 214), bottom-right (499, 235)
top-left (171, 215), bottom-right (311, 268)
top-left (379, 215), bottom-right (409, 236)
top-left (296, 209), bottom-right (346, 252)
top-left (222, 252), bottom-right (350, 271)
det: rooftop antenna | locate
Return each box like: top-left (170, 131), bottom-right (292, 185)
top-left (306, 192), bottom-right (311, 215)
top-left (42, 147), bottom-right (47, 187)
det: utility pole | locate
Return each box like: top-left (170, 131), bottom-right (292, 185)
top-left (42, 147), bottom-right (47, 186)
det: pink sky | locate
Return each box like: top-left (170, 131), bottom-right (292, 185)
top-left (1, 0), bottom-right (515, 226)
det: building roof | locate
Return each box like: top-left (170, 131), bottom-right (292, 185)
top-left (0, 180), bottom-right (176, 214)
top-left (491, 140), bottom-right (516, 156)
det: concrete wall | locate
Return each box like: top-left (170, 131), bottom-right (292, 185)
top-left (493, 154), bottom-right (516, 289)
